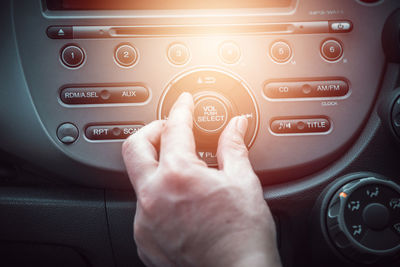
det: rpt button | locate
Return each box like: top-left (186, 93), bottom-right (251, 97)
top-left (86, 125), bottom-right (143, 140)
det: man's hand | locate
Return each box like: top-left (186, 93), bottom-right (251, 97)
top-left (122, 92), bottom-right (281, 267)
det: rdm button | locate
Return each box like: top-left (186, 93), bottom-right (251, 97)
top-left (61, 86), bottom-right (149, 104)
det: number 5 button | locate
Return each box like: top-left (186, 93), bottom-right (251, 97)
top-left (115, 44), bottom-right (138, 67)
top-left (270, 41), bottom-right (292, 63)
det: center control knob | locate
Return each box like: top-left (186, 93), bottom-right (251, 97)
top-left (193, 92), bottom-right (231, 134)
top-left (158, 68), bottom-right (259, 166)
top-left (324, 176), bottom-right (400, 264)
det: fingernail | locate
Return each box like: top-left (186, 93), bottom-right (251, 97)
top-left (178, 92), bottom-right (192, 102)
top-left (236, 116), bottom-right (248, 136)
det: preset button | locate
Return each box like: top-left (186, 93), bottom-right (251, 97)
top-left (61, 45), bottom-right (84, 68)
top-left (321, 39), bottom-right (343, 61)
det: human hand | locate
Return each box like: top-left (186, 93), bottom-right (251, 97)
top-left (122, 92), bottom-right (281, 267)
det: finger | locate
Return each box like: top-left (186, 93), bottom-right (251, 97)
top-left (160, 92), bottom-right (197, 161)
top-left (122, 120), bottom-right (165, 189)
top-left (216, 116), bottom-right (253, 177)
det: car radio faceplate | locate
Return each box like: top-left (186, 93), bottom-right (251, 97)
top-left (11, 0), bottom-right (400, 186)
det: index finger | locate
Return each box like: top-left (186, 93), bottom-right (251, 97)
top-left (160, 92), bottom-right (197, 161)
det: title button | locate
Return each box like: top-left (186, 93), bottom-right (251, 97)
top-left (271, 117), bottom-right (331, 134)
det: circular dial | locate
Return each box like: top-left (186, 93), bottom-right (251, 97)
top-left (158, 68), bottom-right (259, 166)
top-left (326, 177), bottom-right (400, 264)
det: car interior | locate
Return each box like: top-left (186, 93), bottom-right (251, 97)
top-left (1, 0), bottom-right (400, 266)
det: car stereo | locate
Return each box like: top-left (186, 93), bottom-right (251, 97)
top-left (9, 0), bottom-right (400, 186)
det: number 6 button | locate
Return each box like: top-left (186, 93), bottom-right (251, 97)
top-left (321, 39), bottom-right (343, 62)
top-left (114, 44), bottom-right (138, 67)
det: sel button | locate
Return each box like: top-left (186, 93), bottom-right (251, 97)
top-left (194, 97), bottom-right (228, 133)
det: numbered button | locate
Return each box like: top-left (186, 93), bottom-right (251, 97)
top-left (219, 41), bottom-right (241, 64)
top-left (167, 43), bottom-right (190, 65)
top-left (61, 45), bottom-right (85, 68)
top-left (115, 44), bottom-right (138, 67)
top-left (321, 39), bottom-right (343, 61)
top-left (270, 41), bottom-right (292, 63)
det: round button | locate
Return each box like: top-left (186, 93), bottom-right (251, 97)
top-left (270, 41), bottom-right (292, 63)
top-left (115, 44), bottom-right (138, 67)
top-left (194, 97), bottom-right (228, 133)
top-left (321, 39), bottom-right (343, 61)
top-left (362, 203), bottom-right (390, 230)
top-left (61, 45), bottom-right (84, 68)
top-left (167, 43), bottom-right (190, 65)
top-left (219, 42), bottom-right (241, 64)
top-left (57, 123), bottom-right (79, 144)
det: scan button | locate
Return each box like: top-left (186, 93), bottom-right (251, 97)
top-left (85, 124), bottom-right (143, 140)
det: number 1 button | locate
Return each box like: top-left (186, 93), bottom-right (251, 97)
top-left (115, 44), bottom-right (138, 67)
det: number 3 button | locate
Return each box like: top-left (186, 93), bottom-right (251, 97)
top-left (115, 44), bottom-right (138, 67)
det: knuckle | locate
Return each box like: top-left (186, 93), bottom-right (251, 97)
top-left (121, 136), bottom-right (135, 155)
top-left (224, 135), bottom-right (248, 157)
top-left (138, 192), bottom-right (158, 215)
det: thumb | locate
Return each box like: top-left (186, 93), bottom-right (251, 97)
top-left (216, 116), bottom-right (253, 177)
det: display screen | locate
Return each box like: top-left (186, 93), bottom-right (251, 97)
top-left (46, 0), bottom-right (292, 10)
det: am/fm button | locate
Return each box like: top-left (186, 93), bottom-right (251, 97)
top-left (264, 80), bottom-right (349, 99)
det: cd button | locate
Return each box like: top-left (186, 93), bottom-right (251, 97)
top-left (264, 80), bottom-right (349, 98)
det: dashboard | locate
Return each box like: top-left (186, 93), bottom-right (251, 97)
top-left (1, 0), bottom-right (400, 266)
